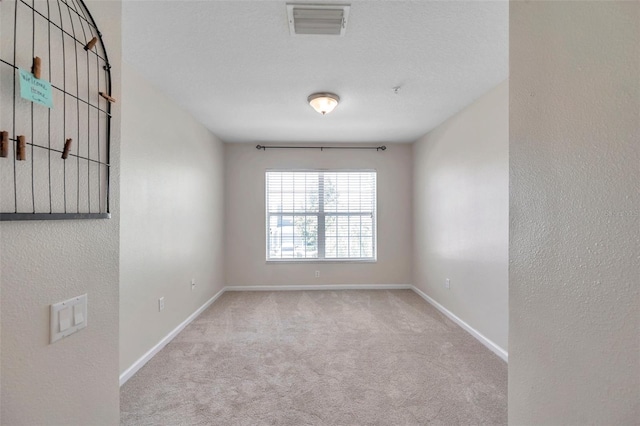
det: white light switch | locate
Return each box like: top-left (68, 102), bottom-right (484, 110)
top-left (73, 304), bottom-right (84, 325)
top-left (50, 294), bottom-right (87, 344)
top-left (59, 307), bottom-right (72, 331)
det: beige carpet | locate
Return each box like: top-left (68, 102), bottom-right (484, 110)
top-left (120, 290), bottom-right (507, 425)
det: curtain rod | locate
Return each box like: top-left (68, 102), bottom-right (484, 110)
top-left (256, 145), bottom-right (386, 151)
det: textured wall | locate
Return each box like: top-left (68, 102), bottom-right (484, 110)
top-left (0, 1), bottom-right (122, 424)
top-left (224, 143), bottom-right (413, 287)
top-left (412, 81), bottom-right (509, 353)
top-left (119, 64), bottom-right (226, 375)
top-left (509, 1), bottom-right (639, 424)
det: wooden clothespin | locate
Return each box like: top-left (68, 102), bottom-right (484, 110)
top-left (0, 131), bottom-right (8, 158)
top-left (99, 92), bottom-right (116, 103)
top-left (32, 56), bottom-right (41, 79)
top-left (17, 136), bottom-right (26, 161)
top-left (84, 37), bottom-right (98, 51)
top-left (62, 138), bottom-right (72, 160)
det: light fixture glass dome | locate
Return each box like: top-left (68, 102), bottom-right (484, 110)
top-left (308, 93), bottom-right (340, 115)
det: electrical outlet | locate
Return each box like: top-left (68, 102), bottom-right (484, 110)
top-left (445, 278), bottom-right (450, 289)
top-left (159, 297), bottom-right (165, 311)
top-left (191, 278), bottom-right (196, 291)
top-left (315, 270), bottom-right (320, 278)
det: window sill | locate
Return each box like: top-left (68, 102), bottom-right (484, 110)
top-left (266, 258), bottom-right (377, 264)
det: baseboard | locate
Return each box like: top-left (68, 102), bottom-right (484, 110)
top-left (119, 287), bottom-right (226, 387)
top-left (410, 285), bottom-right (508, 362)
top-left (224, 284), bottom-right (413, 292)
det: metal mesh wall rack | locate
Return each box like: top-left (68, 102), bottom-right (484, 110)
top-left (0, 0), bottom-right (113, 221)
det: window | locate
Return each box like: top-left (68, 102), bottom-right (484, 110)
top-left (266, 170), bottom-right (376, 261)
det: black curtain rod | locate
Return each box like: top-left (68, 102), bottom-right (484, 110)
top-left (256, 145), bottom-right (386, 151)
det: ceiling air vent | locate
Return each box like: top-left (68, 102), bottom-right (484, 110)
top-left (287, 4), bottom-right (350, 36)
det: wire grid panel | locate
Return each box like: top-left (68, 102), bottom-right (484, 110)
top-left (0, 0), bottom-right (112, 220)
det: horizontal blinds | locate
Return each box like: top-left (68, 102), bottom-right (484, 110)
top-left (266, 171), bottom-right (376, 215)
top-left (322, 171), bottom-right (376, 214)
top-left (266, 172), bottom-right (320, 213)
top-left (266, 171), bottom-right (376, 260)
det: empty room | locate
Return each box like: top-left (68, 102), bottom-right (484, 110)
top-left (0, 0), bottom-right (638, 425)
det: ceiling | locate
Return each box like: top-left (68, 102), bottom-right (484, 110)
top-left (122, 1), bottom-right (508, 144)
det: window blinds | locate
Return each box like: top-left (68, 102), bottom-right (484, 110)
top-left (266, 170), bottom-right (377, 260)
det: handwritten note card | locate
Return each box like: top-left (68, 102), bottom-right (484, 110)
top-left (19, 68), bottom-right (53, 108)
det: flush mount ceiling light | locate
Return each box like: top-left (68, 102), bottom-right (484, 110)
top-left (308, 93), bottom-right (340, 115)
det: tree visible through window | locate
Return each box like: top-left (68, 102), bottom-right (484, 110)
top-left (266, 170), bottom-right (376, 261)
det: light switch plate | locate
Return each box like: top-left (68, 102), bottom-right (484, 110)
top-left (50, 294), bottom-right (87, 344)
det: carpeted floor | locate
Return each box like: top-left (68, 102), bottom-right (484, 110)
top-left (120, 290), bottom-right (507, 425)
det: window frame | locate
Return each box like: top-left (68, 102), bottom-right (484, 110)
top-left (265, 169), bottom-right (377, 263)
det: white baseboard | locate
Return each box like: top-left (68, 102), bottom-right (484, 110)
top-left (225, 284), bottom-right (412, 292)
top-left (119, 287), bottom-right (226, 387)
top-left (410, 285), bottom-right (508, 362)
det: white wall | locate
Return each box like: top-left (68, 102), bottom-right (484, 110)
top-left (224, 143), bottom-right (413, 287)
top-left (510, 1), bottom-right (639, 424)
top-left (0, 1), bottom-right (122, 424)
top-left (412, 81), bottom-right (509, 353)
top-left (119, 64), bottom-right (226, 375)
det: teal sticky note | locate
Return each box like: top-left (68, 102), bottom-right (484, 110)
top-left (19, 68), bottom-right (54, 109)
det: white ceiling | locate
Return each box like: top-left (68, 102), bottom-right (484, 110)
top-left (123, 1), bottom-right (508, 144)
